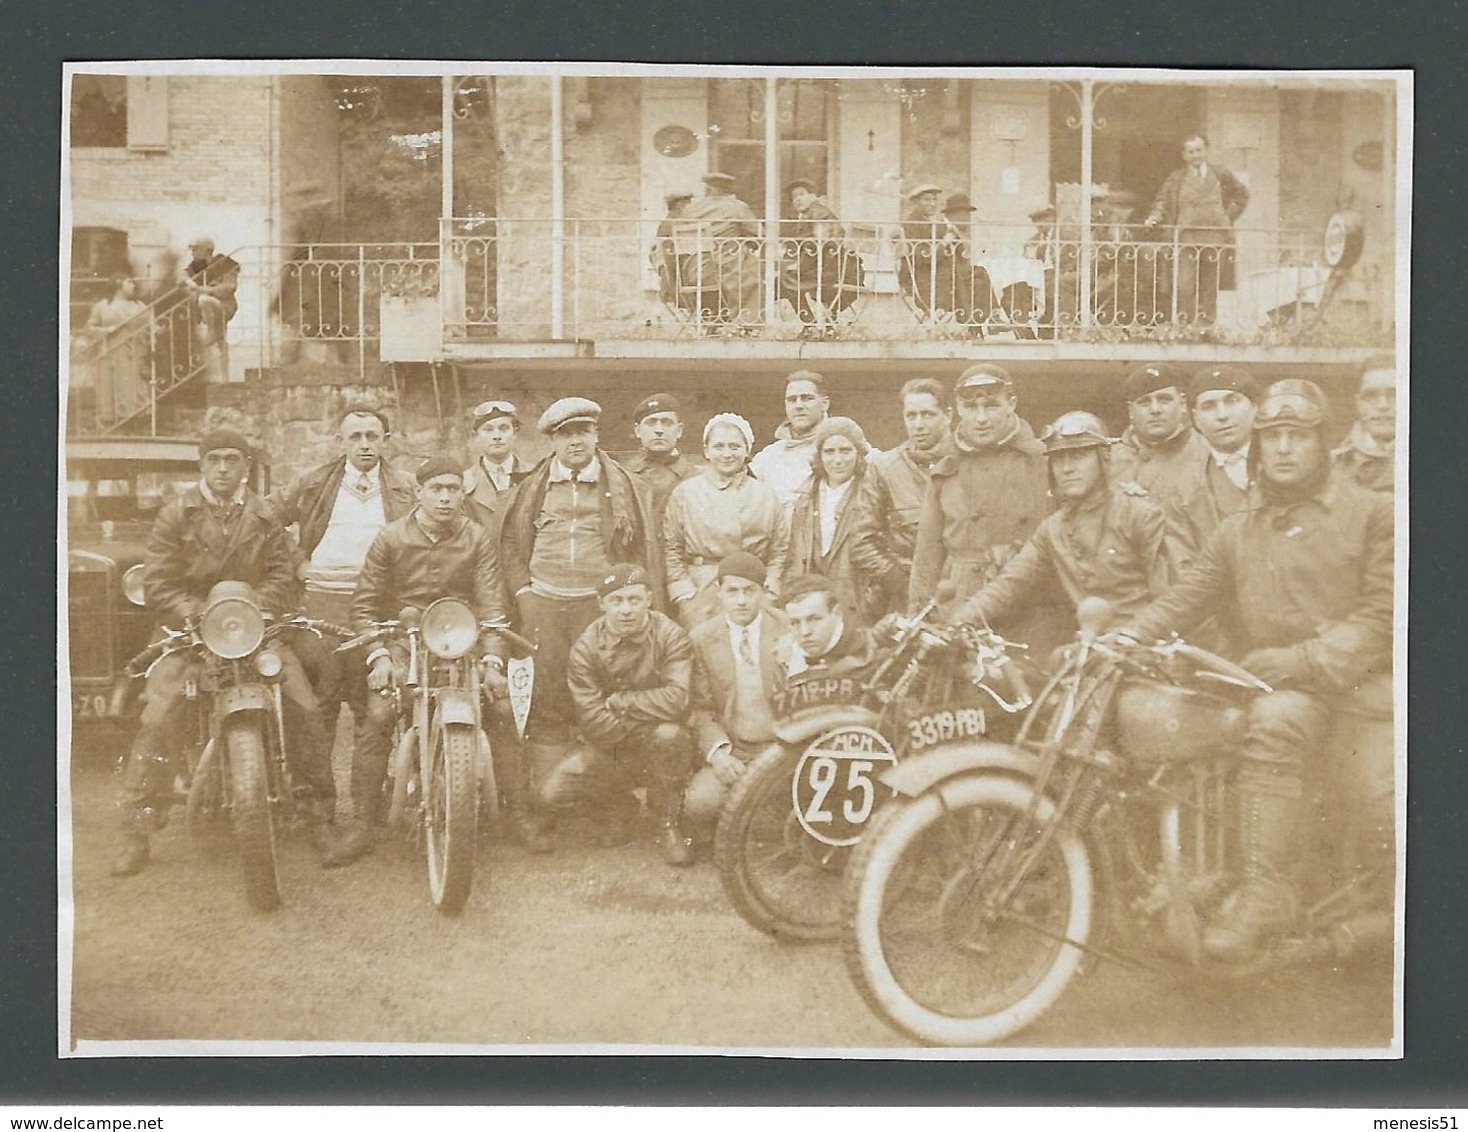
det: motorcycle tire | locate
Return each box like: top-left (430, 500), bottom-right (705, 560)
top-left (842, 774), bottom-right (1092, 1046)
top-left (184, 739), bottom-right (230, 859)
top-left (224, 717), bottom-right (281, 913)
top-left (426, 721), bottom-right (478, 915)
top-left (714, 742), bottom-right (847, 943)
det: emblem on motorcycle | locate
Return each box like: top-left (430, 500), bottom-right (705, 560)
top-left (792, 725), bottom-right (898, 847)
top-left (506, 656), bottom-right (535, 739)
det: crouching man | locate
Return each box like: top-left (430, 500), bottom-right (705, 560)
top-left (550, 563), bottom-right (697, 866)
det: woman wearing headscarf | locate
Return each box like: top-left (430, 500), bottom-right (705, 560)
top-left (663, 412), bottom-right (789, 628)
top-left (783, 416), bottom-right (883, 625)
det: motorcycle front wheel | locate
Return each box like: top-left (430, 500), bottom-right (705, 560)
top-left (426, 721), bottom-right (478, 915)
top-left (224, 716), bottom-right (281, 913)
top-left (714, 743), bottom-right (846, 943)
top-left (842, 774), bottom-right (1092, 1046)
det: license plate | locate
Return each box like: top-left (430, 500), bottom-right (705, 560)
top-left (72, 691), bottom-right (115, 718)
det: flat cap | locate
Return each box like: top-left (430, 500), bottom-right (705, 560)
top-left (538, 396), bottom-right (602, 435)
top-left (1123, 362), bottom-right (1187, 402)
top-left (1029, 204), bottom-right (1057, 222)
top-left (906, 182), bottom-right (942, 199)
top-left (702, 171), bottom-right (737, 186)
top-left (663, 188), bottom-right (695, 205)
top-left (786, 178), bottom-right (817, 195)
top-left (717, 551), bottom-right (768, 587)
top-left (596, 562), bottom-right (651, 598)
top-left (198, 427), bottom-right (251, 458)
top-left (416, 455), bottom-right (463, 485)
top-left (1188, 366), bottom-right (1260, 405)
top-left (633, 393), bottom-right (681, 423)
top-left (955, 363), bottom-right (1014, 394)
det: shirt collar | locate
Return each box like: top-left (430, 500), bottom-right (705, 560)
top-left (348, 463), bottom-right (381, 488)
top-left (819, 478), bottom-right (853, 502)
top-left (727, 616), bottom-right (761, 651)
top-left (548, 455), bottom-right (601, 484)
top-left (1210, 442), bottom-right (1250, 467)
top-left (198, 481), bottom-right (246, 507)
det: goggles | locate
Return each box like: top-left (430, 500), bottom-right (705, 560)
top-left (1040, 419), bottom-right (1111, 453)
top-left (471, 400), bottom-right (519, 426)
top-left (1253, 395), bottom-right (1325, 430)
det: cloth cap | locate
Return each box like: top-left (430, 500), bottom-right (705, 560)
top-left (786, 178), bottom-right (817, 195)
top-left (416, 455), bottom-right (464, 485)
top-left (955, 363), bottom-right (1015, 395)
top-left (1254, 379), bottom-right (1328, 431)
top-left (717, 551), bottom-right (767, 587)
top-left (943, 192), bottom-right (977, 214)
top-left (703, 412), bottom-right (755, 451)
top-left (663, 189), bottom-right (695, 205)
top-left (1123, 362), bottom-right (1187, 403)
top-left (1188, 366), bottom-right (1260, 406)
top-left (702, 171), bottom-right (737, 187)
top-left (1041, 411), bottom-right (1112, 454)
top-left (633, 393), bottom-right (681, 423)
top-left (198, 427), bottom-right (251, 458)
top-left (470, 399), bottom-right (519, 429)
top-left (1029, 204), bottom-right (1057, 222)
top-left (596, 562), bottom-right (651, 598)
top-left (906, 182), bottom-right (942, 200)
top-left (538, 396), bottom-right (602, 435)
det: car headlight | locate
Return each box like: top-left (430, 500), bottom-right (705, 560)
top-left (200, 595), bottom-right (266, 659)
top-left (420, 598), bottom-right (478, 660)
top-left (122, 564), bottom-right (147, 607)
top-left (254, 649), bottom-right (283, 678)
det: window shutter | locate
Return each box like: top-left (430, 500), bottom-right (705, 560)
top-left (126, 76), bottom-right (168, 150)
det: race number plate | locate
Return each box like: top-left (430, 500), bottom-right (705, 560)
top-left (792, 725), bottom-right (898, 847)
top-left (905, 706), bottom-right (987, 752)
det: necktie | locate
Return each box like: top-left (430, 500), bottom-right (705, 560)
top-left (350, 475), bottom-right (373, 498)
top-left (738, 628), bottom-right (756, 670)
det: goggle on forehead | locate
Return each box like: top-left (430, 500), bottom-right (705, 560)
top-left (1039, 421), bottom-right (1110, 448)
top-left (1254, 395), bottom-right (1324, 428)
top-left (472, 400), bottom-right (518, 422)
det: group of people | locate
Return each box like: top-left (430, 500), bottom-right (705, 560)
top-left (108, 351), bottom-right (1396, 963)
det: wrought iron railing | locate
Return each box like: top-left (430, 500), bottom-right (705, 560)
top-left (441, 217), bottom-right (1391, 347)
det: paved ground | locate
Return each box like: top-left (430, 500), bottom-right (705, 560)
top-left (65, 729), bottom-right (1396, 1053)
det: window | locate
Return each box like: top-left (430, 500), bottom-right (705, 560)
top-left (71, 75), bottom-right (127, 148)
top-left (708, 79), bottom-right (832, 215)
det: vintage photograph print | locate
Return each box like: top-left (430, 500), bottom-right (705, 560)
top-left (60, 62), bottom-right (1408, 1056)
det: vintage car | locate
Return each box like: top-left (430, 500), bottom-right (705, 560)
top-left (65, 437), bottom-right (269, 734)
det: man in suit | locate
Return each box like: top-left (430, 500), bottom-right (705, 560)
top-left (462, 398), bottom-right (531, 536)
top-left (1145, 135), bottom-right (1249, 326)
top-left (683, 552), bottom-right (787, 836)
top-left (1177, 366), bottom-right (1260, 555)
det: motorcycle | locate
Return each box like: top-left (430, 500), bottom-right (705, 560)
top-left (335, 599), bottom-right (532, 915)
top-left (123, 578), bottom-right (338, 912)
top-left (714, 592), bottom-right (1036, 943)
top-left (841, 610), bottom-right (1396, 1046)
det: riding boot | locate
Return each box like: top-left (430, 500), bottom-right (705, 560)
top-left (112, 748), bottom-right (169, 877)
top-left (303, 794), bottom-right (335, 855)
top-left (1203, 789), bottom-right (1301, 962)
top-left (321, 817), bottom-right (374, 869)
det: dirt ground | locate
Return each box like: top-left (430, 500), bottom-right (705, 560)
top-left (65, 731), bottom-right (1396, 1053)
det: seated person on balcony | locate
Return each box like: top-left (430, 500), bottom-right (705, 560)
top-left (551, 563), bottom-right (697, 866)
top-left (1116, 380), bottom-right (1393, 962)
top-left (1144, 134), bottom-right (1249, 327)
top-left (652, 189), bottom-right (695, 313)
top-left (330, 455), bottom-right (516, 866)
top-left (111, 427), bottom-right (333, 878)
top-left (183, 235), bottom-right (241, 347)
top-left (682, 552), bottom-right (787, 842)
top-left (676, 171), bottom-right (762, 326)
top-left (777, 179), bottom-right (860, 327)
top-left (953, 411), bottom-right (1176, 637)
top-left (936, 191), bottom-right (996, 331)
top-left (1333, 354), bottom-right (1396, 494)
top-left (897, 183), bottom-right (981, 326)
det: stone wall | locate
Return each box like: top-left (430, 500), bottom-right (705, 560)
top-left (491, 77), bottom-right (554, 338)
top-left (899, 82), bottom-right (971, 203)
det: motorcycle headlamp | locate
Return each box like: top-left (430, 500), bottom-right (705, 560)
top-left (421, 598), bottom-right (478, 660)
top-left (122, 564), bottom-right (147, 607)
top-left (254, 649), bottom-right (284, 678)
top-left (200, 594), bottom-right (266, 659)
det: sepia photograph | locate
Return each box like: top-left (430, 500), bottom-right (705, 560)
top-left (59, 61), bottom-right (1408, 1056)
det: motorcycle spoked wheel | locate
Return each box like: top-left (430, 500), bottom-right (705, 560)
top-left (223, 717), bottom-right (282, 913)
top-left (425, 721), bottom-right (478, 915)
top-left (184, 739), bottom-right (231, 859)
top-left (714, 743), bottom-right (848, 943)
top-left (842, 774), bottom-right (1093, 1046)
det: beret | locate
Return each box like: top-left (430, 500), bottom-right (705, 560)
top-left (633, 393), bottom-right (681, 423)
top-left (416, 455), bottom-right (464, 485)
top-left (955, 363), bottom-right (1014, 393)
top-left (198, 428), bottom-right (251, 458)
top-left (779, 573), bottom-right (838, 608)
top-left (1188, 366), bottom-right (1260, 405)
top-left (596, 562), bottom-right (651, 598)
top-left (538, 396), bottom-right (602, 435)
top-left (716, 551), bottom-right (767, 587)
top-left (1123, 362), bottom-right (1187, 402)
